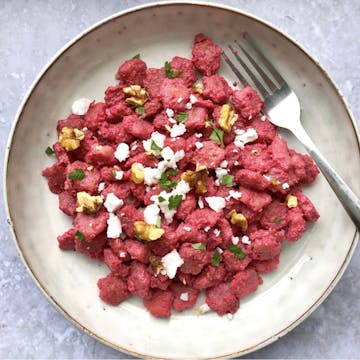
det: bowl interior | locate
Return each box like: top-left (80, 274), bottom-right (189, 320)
top-left (6, 3), bottom-right (359, 359)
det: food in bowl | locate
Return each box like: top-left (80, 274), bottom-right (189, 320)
top-left (42, 34), bottom-right (319, 318)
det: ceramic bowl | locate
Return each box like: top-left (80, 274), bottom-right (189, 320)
top-left (4, 2), bottom-right (360, 359)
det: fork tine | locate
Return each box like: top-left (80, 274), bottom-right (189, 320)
top-left (221, 51), bottom-right (248, 87)
top-left (242, 33), bottom-right (285, 87)
top-left (234, 40), bottom-right (278, 92)
top-left (228, 45), bottom-right (268, 98)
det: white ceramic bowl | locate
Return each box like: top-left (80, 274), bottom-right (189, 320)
top-left (4, 2), bottom-right (360, 359)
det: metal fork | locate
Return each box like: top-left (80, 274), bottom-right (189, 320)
top-left (223, 34), bottom-right (360, 229)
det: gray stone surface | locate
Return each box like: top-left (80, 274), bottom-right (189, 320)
top-left (0, 0), bottom-right (359, 358)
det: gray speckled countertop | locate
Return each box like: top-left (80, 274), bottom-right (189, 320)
top-left (1, 0), bottom-right (359, 358)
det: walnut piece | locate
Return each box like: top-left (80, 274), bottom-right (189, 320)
top-left (229, 209), bottom-right (248, 232)
top-left (149, 256), bottom-right (164, 275)
top-left (76, 191), bottom-right (103, 214)
top-left (192, 84), bottom-right (203, 94)
top-left (58, 127), bottom-right (85, 151)
top-left (122, 85), bottom-right (148, 106)
top-left (133, 221), bottom-right (165, 241)
top-left (131, 163), bottom-right (145, 184)
top-left (181, 165), bottom-right (208, 194)
top-left (286, 194), bottom-right (298, 208)
top-left (218, 104), bottom-right (238, 133)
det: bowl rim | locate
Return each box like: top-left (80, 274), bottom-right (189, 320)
top-left (3, 1), bottom-right (360, 359)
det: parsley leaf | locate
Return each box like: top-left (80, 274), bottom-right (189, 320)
top-left (150, 139), bottom-right (163, 151)
top-left (274, 216), bottom-right (282, 223)
top-left (132, 54), bottom-right (140, 59)
top-left (68, 168), bottom-right (85, 181)
top-left (166, 168), bottom-right (179, 176)
top-left (192, 243), bottom-right (206, 250)
top-left (155, 218), bottom-right (161, 228)
top-left (159, 171), bottom-right (178, 190)
top-left (135, 234), bottom-right (141, 240)
top-left (221, 174), bottom-right (234, 187)
top-left (75, 230), bottom-right (85, 241)
top-left (210, 128), bottom-right (224, 147)
top-left (168, 194), bottom-right (183, 210)
top-left (111, 171), bottom-right (117, 178)
top-left (45, 146), bottom-right (55, 155)
top-left (212, 251), bottom-right (221, 267)
top-left (137, 106), bottom-right (145, 115)
top-left (176, 112), bottom-right (188, 123)
top-left (164, 61), bottom-right (182, 79)
top-left (158, 196), bottom-right (166, 203)
top-left (228, 245), bottom-right (246, 260)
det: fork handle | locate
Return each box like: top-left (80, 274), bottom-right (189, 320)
top-left (294, 126), bottom-right (360, 230)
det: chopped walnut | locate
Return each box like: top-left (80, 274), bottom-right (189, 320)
top-left (133, 221), bottom-right (165, 241)
top-left (122, 85), bottom-right (148, 106)
top-left (76, 191), bottom-right (103, 214)
top-left (286, 194), bottom-right (298, 208)
top-left (149, 256), bottom-right (164, 275)
top-left (192, 84), bottom-right (203, 94)
top-left (218, 104), bottom-right (238, 133)
top-left (229, 209), bottom-right (248, 232)
top-left (251, 149), bottom-right (260, 156)
top-left (58, 127), bottom-right (85, 151)
top-left (131, 163), bottom-right (145, 184)
top-left (181, 165), bottom-right (208, 194)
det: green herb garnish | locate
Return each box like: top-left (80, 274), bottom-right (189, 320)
top-left (228, 245), bottom-right (246, 260)
top-left (75, 230), bottom-right (85, 241)
top-left (137, 106), bottom-right (145, 115)
top-left (155, 218), bottom-right (161, 228)
top-left (111, 171), bottom-right (117, 178)
top-left (168, 194), bottom-right (183, 210)
top-left (274, 216), bottom-right (282, 223)
top-left (68, 168), bottom-right (85, 181)
top-left (164, 61), bottom-right (182, 79)
top-left (135, 234), bottom-right (141, 240)
top-left (132, 54), bottom-right (140, 59)
top-left (176, 112), bottom-right (188, 123)
top-left (158, 196), bottom-right (166, 203)
top-left (166, 168), bottom-right (179, 176)
top-left (221, 174), bottom-right (234, 187)
top-left (210, 128), bottom-right (224, 147)
top-left (45, 146), bottom-right (55, 155)
top-left (150, 139), bottom-right (163, 151)
top-left (159, 171), bottom-right (179, 190)
top-left (212, 251), bottom-right (221, 267)
top-left (192, 243), bottom-right (206, 250)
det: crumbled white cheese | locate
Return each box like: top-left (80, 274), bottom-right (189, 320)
top-left (160, 249), bottom-right (184, 279)
top-left (216, 247), bottom-right (224, 254)
top-left (248, 115), bottom-right (253, 120)
top-left (114, 170), bottom-right (123, 180)
top-left (97, 182), bottom-right (105, 193)
top-left (197, 303), bottom-right (210, 314)
top-left (215, 167), bottom-right (229, 181)
top-left (234, 161), bottom-right (239, 166)
top-left (185, 102), bottom-right (192, 110)
top-left (195, 133), bottom-right (203, 138)
top-left (226, 190), bottom-right (242, 201)
top-left (261, 115), bottom-right (266, 121)
top-left (189, 94), bottom-right (198, 104)
top-left (159, 147), bottom-right (185, 170)
top-left (198, 196), bottom-right (204, 209)
top-left (180, 292), bottom-right (189, 302)
top-left (183, 226), bottom-right (191, 232)
top-left (119, 251), bottom-right (126, 258)
top-left (231, 236), bottom-right (240, 245)
top-left (205, 196), bottom-right (226, 212)
top-left (165, 108), bottom-right (175, 118)
top-left (131, 143), bottom-right (138, 151)
top-left (204, 226), bottom-right (211, 232)
top-left (104, 193), bottom-right (124, 213)
top-left (143, 167), bottom-right (162, 185)
top-left (195, 141), bottom-right (203, 149)
top-left (234, 128), bottom-right (258, 149)
top-left (71, 98), bottom-right (91, 115)
top-left (177, 97), bottom-right (183, 103)
top-left (115, 143), bottom-right (130, 162)
top-left (214, 179), bottom-right (220, 186)
top-left (220, 160), bottom-right (228, 168)
top-left (241, 235), bottom-right (251, 245)
top-left (263, 175), bottom-right (271, 181)
top-left (142, 132), bottom-right (166, 155)
top-left (144, 204), bottom-right (160, 225)
top-left (107, 213), bottom-right (122, 238)
top-left (168, 117), bottom-right (177, 124)
top-left (213, 228), bottom-right (221, 237)
top-left (282, 182), bottom-right (290, 189)
top-left (170, 123), bottom-right (186, 138)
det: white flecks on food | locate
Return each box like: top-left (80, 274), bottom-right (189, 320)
top-left (198, 196), bottom-right (204, 209)
top-left (261, 115), bottom-right (266, 121)
top-left (170, 123), bottom-right (186, 138)
top-left (204, 226), bottom-right (211, 232)
top-left (183, 226), bottom-right (191, 232)
top-left (107, 213), bottom-right (122, 239)
top-left (168, 117), bottom-right (177, 124)
top-left (142, 131), bottom-right (166, 154)
top-left (180, 292), bottom-right (189, 302)
top-left (189, 94), bottom-right (198, 104)
top-left (143, 167), bottom-right (162, 185)
top-left (220, 160), bottom-right (228, 168)
top-left (205, 196), bottom-right (226, 212)
top-left (104, 193), bottom-right (124, 213)
top-left (226, 190), bottom-right (242, 201)
top-left (119, 251), bottom-right (126, 258)
top-left (216, 247), bottom-right (224, 254)
top-left (234, 161), bottom-right (239, 166)
top-left (195, 133), bottom-right (203, 138)
top-left (213, 228), bottom-right (221, 237)
top-left (234, 128), bottom-right (258, 149)
top-left (185, 102), bottom-right (192, 110)
top-left (195, 141), bottom-right (203, 149)
top-left (114, 170), bottom-right (124, 180)
top-left (241, 235), bottom-right (251, 245)
top-left (160, 249), bottom-right (184, 279)
top-left (71, 98), bottom-right (91, 116)
top-left (231, 236), bottom-right (240, 245)
top-left (215, 167), bottom-right (229, 181)
top-left (97, 182), bottom-right (105, 193)
top-left (177, 97), bottom-right (183, 103)
top-left (165, 108), bottom-right (175, 118)
top-left (214, 179), bottom-right (220, 186)
top-left (143, 204), bottom-right (160, 225)
top-left (282, 182), bottom-right (290, 189)
top-left (115, 143), bottom-right (130, 162)
top-left (197, 303), bottom-right (210, 314)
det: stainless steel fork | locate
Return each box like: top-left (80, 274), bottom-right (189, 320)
top-left (223, 34), bottom-right (360, 229)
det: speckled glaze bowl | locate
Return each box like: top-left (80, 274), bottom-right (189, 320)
top-left (4, 2), bottom-right (360, 359)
